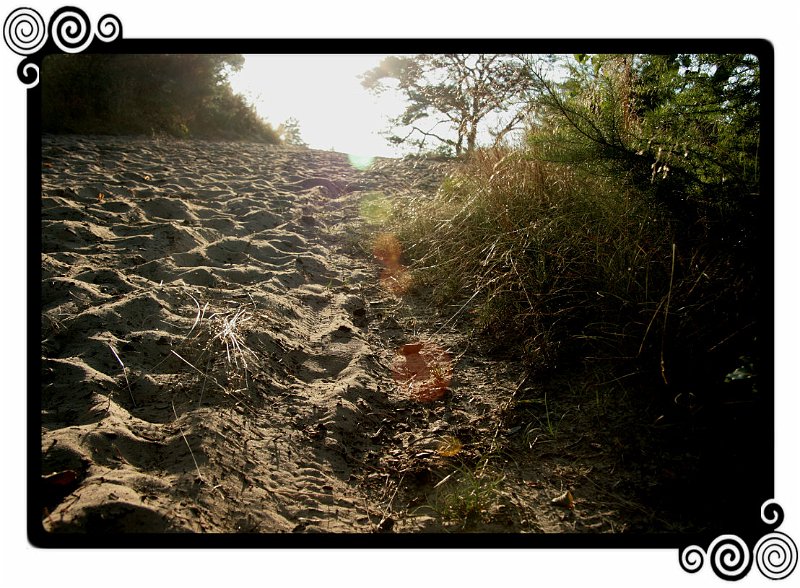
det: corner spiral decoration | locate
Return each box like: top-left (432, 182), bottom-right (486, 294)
top-left (680, 500), bottom-right (798, 581)
top-left (3, 6), bottom-right (122, 87)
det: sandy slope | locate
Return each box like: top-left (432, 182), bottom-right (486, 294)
top-left (40, 135), bottom-right (637, 535)
top-left (39, 135), bottom-right (456, 533)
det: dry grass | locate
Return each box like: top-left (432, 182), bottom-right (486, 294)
top-left (390, 146), bottom-right (676, 371)
top-left (112, 287), bottom-right (260, 413)
top-left (177, 295), bottom-right (257, 409)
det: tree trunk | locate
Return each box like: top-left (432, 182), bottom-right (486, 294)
top-left (466, 121), bottom-right (478, 154)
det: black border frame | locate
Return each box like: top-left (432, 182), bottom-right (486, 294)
top-left (23, 27), bottom-right (775, 552)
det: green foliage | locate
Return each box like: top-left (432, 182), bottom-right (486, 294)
top-left (41, 53), bottom-right (280, 142)
top-left (391, 52), bottom-right (764, 411)
top-left (530, 53), bottom-right (761, 236)
top-left (361, 54), bottom-right (536, 155)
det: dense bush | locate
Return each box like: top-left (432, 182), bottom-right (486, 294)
top-left (394, 149), bottom-right (674, 369)
top-left (530, 54), bottom-right (763, 385)
top-left (390, 53), bottom-right (764, 410)
top-left (41, 53), bottom-right (280, 142)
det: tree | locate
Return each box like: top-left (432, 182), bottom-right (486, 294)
top-left (41, 54), bottom-right (280, 142)
top-left (529, 53), bottom-right (760, 211)
top-left (361, 54), bottom-right (537, 155)
top-left (277, 117), bottom-right (308, 147)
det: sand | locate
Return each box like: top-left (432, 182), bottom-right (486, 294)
top-left (39, 135), bottom-right (630, 535)
top-left (39, 135), bottom-right (461, 533)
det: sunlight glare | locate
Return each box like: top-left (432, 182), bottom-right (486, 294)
top-left (228, 55), bottom-right (406, 158)
top-left (359, 192), bottom-right (392, 225)
top-left (347, 153), bottom-right (375, 170)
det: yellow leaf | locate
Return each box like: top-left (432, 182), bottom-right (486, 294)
top-left (437, 435), bottom-right (463, 457)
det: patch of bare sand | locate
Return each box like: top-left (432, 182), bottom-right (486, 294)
top-left (40, 136), bottom-right (642, 536)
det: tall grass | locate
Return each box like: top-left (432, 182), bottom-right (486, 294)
top-left (394, 148), bottom-right (673, 368)
top-left (390, 144), bottom-right (758, 404)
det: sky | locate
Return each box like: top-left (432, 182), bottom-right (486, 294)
top-left (228, 54), bottom-right (408, 157)
top-left (228, 54), bottom-right (557, 158)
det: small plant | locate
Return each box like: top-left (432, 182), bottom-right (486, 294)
top-left (518, 392), bottom-right (568, 441)
top-left (162, 292), bottom-right (257, 409)
top-left (543, 391), bottom-right (557, 439)
top-left (428, 461), bottom-right (505, 527)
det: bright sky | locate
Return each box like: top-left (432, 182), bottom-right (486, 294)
top-left (228, 54), bottom-right (408, 158)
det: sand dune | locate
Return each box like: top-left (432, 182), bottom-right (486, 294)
top-left (39, 135), bottom-right (635, 536)
top-left (40, 135), bottom-right (461, 533)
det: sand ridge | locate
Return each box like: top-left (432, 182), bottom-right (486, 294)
top-left (40, 135), bottom-right (461, 533)
top-left (39, 135), bottom-right (636, 536)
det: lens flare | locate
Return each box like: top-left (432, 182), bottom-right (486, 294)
top-left (379, 266), bottom-right (412, 294)
top-left (359, 192), bottom-right (392, 225)
top-left (348, 154), bottom-right (375, 170)
top-left (373, 233), bottom-right (402, 266)
top-left (372, 233), bottom-right (412, 294)
top-left (390, 341), bottom-right (452, 402)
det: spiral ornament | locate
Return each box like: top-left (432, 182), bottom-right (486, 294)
top-left (708, 534), bottom-right (752, 581)
top-left (761, 499), bottom-right (785, 529)
top-left (3, 7), bottom-right (47, 55)
top-left (95, 13), bottom-right (121, 42)
top-left (48, 6), bottom-right (92, 53)
top-left (679, 545), bottom-right (705, 574)
top-left (16, 58), bottom-right (38, 86)
top-left (755, 532), bottom-right (798, 580)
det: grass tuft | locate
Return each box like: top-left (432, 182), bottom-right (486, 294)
top-left (390, 147), bottom-right (673, 369)
top-left (386, 144), bottom-right (759, 415)
top-left (428, 461), bottom-right (505, 528)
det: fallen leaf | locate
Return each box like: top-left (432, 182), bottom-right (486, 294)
top-left (400, 342), bottom-right (423, 355)
top-left (436, 435), bottom-right (463, 457)
top-left (43, 470), bottom-right (78, 487)
top-left (551, 489), bottom-right (574, 509)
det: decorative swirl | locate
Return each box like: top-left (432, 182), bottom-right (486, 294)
top-left (3, 7), bottom-right (47, 55)
top-left (48, 6), bottom-right (92, 54)
top-left (679, 545), bottom-right (705, 574)
top-left (95, 13), bottom-right (121, 43)
top-left (16, 56), bottom-right (38, 86)
top-left (708, 534), bottom-right (752, 581)
top-left (755, 532), bottom-right (798, 580)
top-left (761, 499), bottom-right (785, 529)
top-left (679, 501), bottom-right (796, 580)
top-left (5, 6), bottom-right (123, 86)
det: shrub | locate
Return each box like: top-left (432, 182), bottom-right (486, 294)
top-left (41, 53), bottom-right (280, 143)
top-left (393, 147), bottom-right (678, 371)
top-left (390, 53), bottom-right (764, 409)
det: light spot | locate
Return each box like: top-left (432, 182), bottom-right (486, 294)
top-left (347, 154), bottom-right (375, 170)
